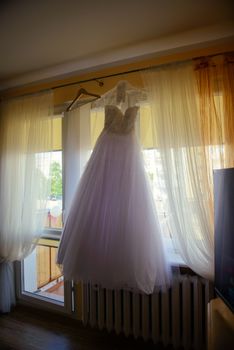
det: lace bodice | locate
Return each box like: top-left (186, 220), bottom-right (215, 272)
top-left (104, 105), bottom-right (139, 134)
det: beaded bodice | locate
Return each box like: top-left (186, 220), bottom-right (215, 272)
top-left (104, 105), bottom-right (139, 134)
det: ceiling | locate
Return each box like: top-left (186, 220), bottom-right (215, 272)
top-left (0, 0), bottom-right (234, 90)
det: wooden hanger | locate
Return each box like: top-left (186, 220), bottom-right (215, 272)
top-left (66, 88), bottom-right (100, 112)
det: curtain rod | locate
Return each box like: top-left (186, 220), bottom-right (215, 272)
top-left (52, 66), bottom-right (151, 91)
top-left (2, 64), bottom-right (168, 100)
top-left (2, 51), bottom-right (232, 100)
top-left (1, 66), bottom-right (151, 101)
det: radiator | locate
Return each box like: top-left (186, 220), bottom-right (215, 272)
top-left (81, 275), bottom-right (214, 350)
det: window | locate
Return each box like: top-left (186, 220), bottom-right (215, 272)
top-left (18, 102), bottom-right (187, 313)
top-left (22, 149), bottom-right (64, 303)
top-left (142, 148), bottom-right (184, 264)
top-left (18, 116), bottom-right (73, 311)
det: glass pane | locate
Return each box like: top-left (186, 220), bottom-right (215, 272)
top-left (46, 150), bottom-right (63, 229)
top-left (143, 149), bottom-right (184, 264)
top-left (23, 243), bottom-right (64, 303)
top-left (36, 150), bottom-right (63, 229)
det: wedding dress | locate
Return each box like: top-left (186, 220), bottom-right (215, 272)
top-left (57, 104), bottom-right (171, 293)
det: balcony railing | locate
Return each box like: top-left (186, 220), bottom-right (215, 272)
top-left (24, 240), bottom-right (64, 303)
top-left (36, 245), bottom-right (62, 288)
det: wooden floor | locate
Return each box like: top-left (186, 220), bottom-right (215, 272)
top-left (0, 305), bottom-right (172, 350)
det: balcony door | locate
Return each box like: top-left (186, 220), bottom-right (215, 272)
top-left (15, 115), bottom-right (74, 314)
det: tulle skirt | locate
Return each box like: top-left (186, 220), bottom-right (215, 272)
top-left (57, 130), bottom-right (171, 293)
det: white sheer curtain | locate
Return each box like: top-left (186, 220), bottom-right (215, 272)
top-left (58, 104), bottom-right (91, 262)
top-left (63, 104), bottom-right (91, 218)
top-left (142, 63), bottom-right (214, 280)
top-left (0, 92), bottom-right (54, 312)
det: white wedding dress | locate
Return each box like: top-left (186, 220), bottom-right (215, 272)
top-left (57, 105), bottom-right (171, 293)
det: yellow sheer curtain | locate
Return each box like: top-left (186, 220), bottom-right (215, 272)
top-left (195, 53), bottom-right (234, 230)
top-left (195, 53), bottom-right (234, 168)
top-left (223, 54), bottom-right (234, 158)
